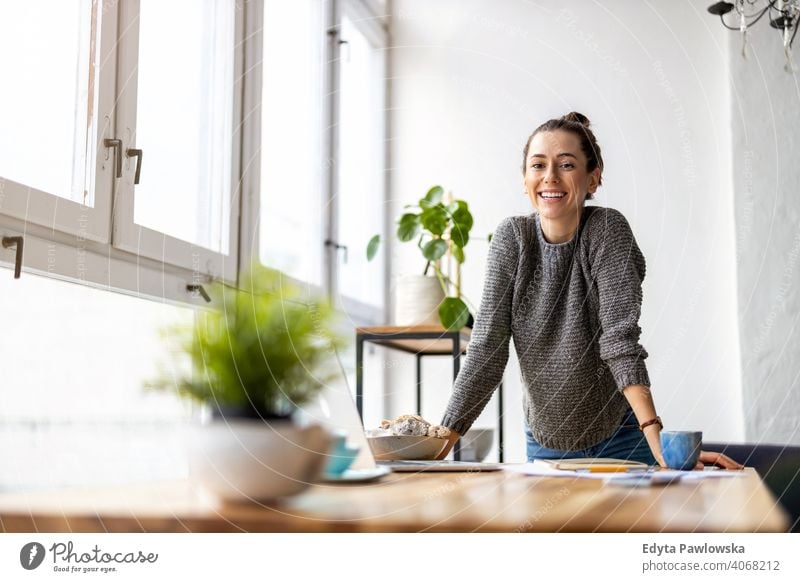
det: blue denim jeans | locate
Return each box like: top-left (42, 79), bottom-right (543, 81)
top-left (525, 409), bottom-right (656, 465)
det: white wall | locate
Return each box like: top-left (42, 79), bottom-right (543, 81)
top-left (730, 23), bottom-right (800, 444)
top-left (388, 0), bottom-right (744, 461)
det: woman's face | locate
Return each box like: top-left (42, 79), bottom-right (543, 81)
top-left (523, 130), bottom-right (600, 222)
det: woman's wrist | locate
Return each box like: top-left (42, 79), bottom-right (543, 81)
top-left (639, 416), bottom-right (663, 432)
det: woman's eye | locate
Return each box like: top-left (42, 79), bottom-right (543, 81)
top-left (529, 162), bottom-right (574, 170)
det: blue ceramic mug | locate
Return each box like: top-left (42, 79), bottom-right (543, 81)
top-left (660, 430), bottom-right (702, 470)
top-left (324, 431), bottom-right (360, 477)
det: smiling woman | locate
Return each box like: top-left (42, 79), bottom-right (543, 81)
top-left (435, 112), bottom-right (740, 470)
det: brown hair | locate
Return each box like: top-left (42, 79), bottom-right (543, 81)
top-left (521, 112), bottom-right (604, 200)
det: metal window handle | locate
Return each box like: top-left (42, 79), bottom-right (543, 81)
top-left (186, 284), bottom-right (211, 303)
top-left (127, 148), bottom-right (143, 184)
top-left (325, 239), bottom-right (348, 264)
top-left (339, 38), bottom-right (350, 62)
top-left (104, 138), bottom-right (122, 178)
top-left (2, 235), bottom-right (24, 279)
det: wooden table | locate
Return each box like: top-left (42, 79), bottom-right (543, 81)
top-left (0, 468), bottom-right (789, 533)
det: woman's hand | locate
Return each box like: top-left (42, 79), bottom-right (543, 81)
top-left (434, 430), bottom-right (461, 460)
top-left (694, 451), bottom-right (744, 470)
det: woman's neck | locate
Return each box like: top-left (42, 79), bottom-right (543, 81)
top-left (540, 213), bottom-right (581, 244)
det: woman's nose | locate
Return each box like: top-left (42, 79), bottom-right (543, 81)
top-left (544, 165), bottom-right (559, 182)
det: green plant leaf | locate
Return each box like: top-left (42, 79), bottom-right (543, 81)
top-left (439, 297), bottom-right (470, 331)
top-left (450, 224), bottom-right (471, 248)
top-left (420, 185), bottom-right (444, 209)
top-left (446, 200), bottom-right (467, 215)
top-left (422, 238), bottom-right (448, 261)
top-left (420, 205), bottom-right (448, 235)
top-left (396, 213), bottom-right (421, 241)
top-left (366, 234), bottom-right (381, 261)
top-left (452, 207), bottom-right (474, 231)
top-left (451, 245), bottom-right (465, 263)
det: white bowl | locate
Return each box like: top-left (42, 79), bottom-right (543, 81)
top-left (459, 428), bottom-right (495, 462)
top-left (189, 420), bottom-right (332, 503)
top-left (367, 434), bottom-right (448, 461)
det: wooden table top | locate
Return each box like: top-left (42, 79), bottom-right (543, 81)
top-left (356, 325), bottom-right (471, 355)
top-left (0, 467), bottom-right (788, 533)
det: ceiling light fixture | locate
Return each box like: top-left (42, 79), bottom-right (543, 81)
top-left (707, 0), bottom-right (798, 71)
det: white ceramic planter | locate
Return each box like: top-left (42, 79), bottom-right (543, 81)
top-left (189, 420), bottom-right (332, 503)
top-left (393, 274), bottom-right (446, 326)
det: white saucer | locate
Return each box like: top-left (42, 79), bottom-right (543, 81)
top-left (322, 466), bottom-right (391, 483)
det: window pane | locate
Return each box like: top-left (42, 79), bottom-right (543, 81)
top-left (259, 0), bottom-right (324, 285)
top-left (133, 0), bottom-right (234, 253)
top-left (336, 16), bottom-right (385, 308)
top-left (0, 0), bottom-right (97, 204)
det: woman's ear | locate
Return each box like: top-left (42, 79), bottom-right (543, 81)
top-left (587, 168), bottom-right (601, 194)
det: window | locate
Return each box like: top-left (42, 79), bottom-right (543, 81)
top-left (255, 0), bottom-right (388, 324)
top-left (258, 0), bottom-right (326, 286)
top-left (1, 0), bottom-right (387, 309)
top-left (0, 0), bottom-right (112, 242)
top-left (335, 7), bottom-right (387, 321)
top-left (0, 0), bottom-right (241, 299)
top-left (112, 0), bottom-right (240, 277)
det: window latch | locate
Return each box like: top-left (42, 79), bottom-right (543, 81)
top-left (127, 148), bottom-right (143, 184)
top-left (2, 235), bottom-right (24, 279)
top-left (104, 138), bottom-right (122, 178)
top-left (325, 239), bottom-right (348, 264)
top-left (186, 284), bottom-right (211, 303)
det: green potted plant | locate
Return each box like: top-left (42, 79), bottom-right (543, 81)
top-left (149, 263), bottom-right (344, 502)
top-left (367, 185), bottom-right (476, 331)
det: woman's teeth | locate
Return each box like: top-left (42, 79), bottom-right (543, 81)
top-left (540, 192), bottom-right (566, 199)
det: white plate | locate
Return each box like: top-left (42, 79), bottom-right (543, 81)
top-left (322, 466), bottom-right (391, 483)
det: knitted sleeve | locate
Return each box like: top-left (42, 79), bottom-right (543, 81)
top-left (440, 217), bottom-right (519, 435)
top-left (587, 208), bottom-right (651, 390)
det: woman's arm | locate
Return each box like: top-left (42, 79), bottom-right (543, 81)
top-left (437, 217), bottom-right (520, 454)
top-left (624, 384), bottom-right (742, 470)
top-left (588, 209), bottom-right (651, 390)
top-left (622, 384), bottom-right (665, 467)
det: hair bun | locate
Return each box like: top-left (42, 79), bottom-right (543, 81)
top-left (561, 111), bottom-right (591, 127)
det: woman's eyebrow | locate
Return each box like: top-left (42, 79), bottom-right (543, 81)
top-left (530, 152), bottom-right (578, 159)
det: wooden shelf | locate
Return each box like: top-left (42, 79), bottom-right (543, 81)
top-left (356, 325), bottom-right (471, 355)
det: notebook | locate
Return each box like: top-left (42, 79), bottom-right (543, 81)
top-left (541, 458), bottom-right (650, 471)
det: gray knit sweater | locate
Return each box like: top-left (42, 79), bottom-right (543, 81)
top-left (441, 205), bottom-right (651, 451)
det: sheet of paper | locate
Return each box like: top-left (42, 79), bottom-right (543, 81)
top-left (502, 461), bottom-right (746, 482)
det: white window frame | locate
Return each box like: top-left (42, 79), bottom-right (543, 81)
top-left (0, 1), bottom-right (118, 244)
top-left (111, 0), bottom-right (243, 282)
top-left (330, 0), bottom-right (390, 325)
top-left (1, 0), bottom-right (242, 302)
top-left (240, 0), bottom-right (389, 325)
top-left (2, 0), bottom-right (390, 313)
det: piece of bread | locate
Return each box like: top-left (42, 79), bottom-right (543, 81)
top-left (378, 414), bottom-right (451, 438)
top-left (427, 425), bottom-right (451, 439)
